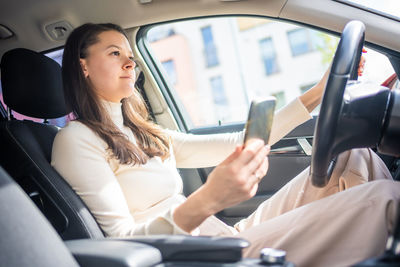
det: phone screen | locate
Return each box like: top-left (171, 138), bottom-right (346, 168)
top-left (243, 97), bottom-right (276, 146)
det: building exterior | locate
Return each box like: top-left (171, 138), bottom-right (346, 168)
top-left (148, 17), bottom-right (334, 128)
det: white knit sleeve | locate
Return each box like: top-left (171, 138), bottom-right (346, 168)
top-left (169, 97), bottom-right (311, 168)
top-left (269, 97), bottom-right (312, 145)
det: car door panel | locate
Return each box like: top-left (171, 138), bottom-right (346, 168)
top-left (180, 117), bottom-right (317, 225)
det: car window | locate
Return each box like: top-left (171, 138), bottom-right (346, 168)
top-left (337, 0), bottom-right (400, 21)
top-left (0, 48), bottom-right (69, 127)
top-left (143, 16), bottom-right (394, 130)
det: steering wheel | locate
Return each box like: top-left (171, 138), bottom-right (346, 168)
top-left (310, 21), bottom-right (365, 187)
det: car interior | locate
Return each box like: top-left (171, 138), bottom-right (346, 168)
top-left (1, 0), bottom-right (400, 266)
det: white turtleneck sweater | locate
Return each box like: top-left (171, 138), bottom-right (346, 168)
top-left (51, 98), bottom-right (311, 237)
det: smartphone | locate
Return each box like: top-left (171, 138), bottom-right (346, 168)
top-left (243, 97), bottom-right (276, 146)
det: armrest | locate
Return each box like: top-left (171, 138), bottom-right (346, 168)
top-left (65, 239), bottom-right (162, 267)
top-left (114, 235), bottom-right (250, 262)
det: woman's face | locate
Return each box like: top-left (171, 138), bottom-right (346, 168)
top-left (80, 30), bottom-right (136, 103)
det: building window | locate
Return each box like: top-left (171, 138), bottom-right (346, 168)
top-left (162, 60), bottom-right (177, 84)
top-left (210, 76), bottom-right (228, 106)
top-left (287, 28), bottom-right (321, 56)
top-left (210, 76), bottom-right (229, 123)
top-left (300, 82), bottom-right (317, 95)
top-left (259, 38), bottom-right (279, 75)
top-left (300, 82), bottom-right (321, 113)
top-left (272, 91), bottom-right (286, 110)
top-left (201, 26), bottom-right (219, 67)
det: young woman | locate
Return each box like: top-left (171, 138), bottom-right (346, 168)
top-left (52, 23), bottom-right (400, 267)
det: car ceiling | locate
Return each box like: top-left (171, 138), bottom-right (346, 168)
top-left (0, 0), bottom-right (400, 62)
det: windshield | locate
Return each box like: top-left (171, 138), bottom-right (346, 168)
top-left (337, 0), bottom-right (400, 21)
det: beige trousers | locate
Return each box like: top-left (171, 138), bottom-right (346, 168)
top-left (198, 148), bottom-right (400, 267)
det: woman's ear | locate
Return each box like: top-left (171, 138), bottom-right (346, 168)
top-left (79, 59), bottom-right (89, 78)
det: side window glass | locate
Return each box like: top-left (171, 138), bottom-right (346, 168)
top-left (0, 49), bottom-right (69, 127)
top-left (144, 16), bottom-right (395, 130)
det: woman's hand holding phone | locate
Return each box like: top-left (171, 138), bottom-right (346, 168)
top-left (174, 140), bottom-right (270, 233)
top-left (199, 98), bottom-right (276, 213)
top-left (203, 140), bottom-right (270, 214)
top-left (174, 101), bottom-right (275, 232)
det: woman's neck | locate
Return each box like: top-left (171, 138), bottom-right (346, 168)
top-left (100, 99), bottom-right (124, 129)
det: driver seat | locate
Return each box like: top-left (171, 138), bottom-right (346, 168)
top-left (0, 48), bottom-right (104, 240)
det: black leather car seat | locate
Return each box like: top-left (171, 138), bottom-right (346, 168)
top-left (0, 48), bottom-right (104, 240)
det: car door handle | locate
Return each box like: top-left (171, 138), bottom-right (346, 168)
top-left (270, 138), bottom-right (312, 156)
top-left (297, 138), bottom-right (312, 156)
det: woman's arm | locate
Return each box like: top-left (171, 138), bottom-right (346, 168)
top-left (169, 98), bottom-right (311, 169)
top-left (299, 68), bottom-right (329, 113)
top-left (171, 58), bottom-right (368, 170)
top-left (299, 54), bottom-right (366, 112)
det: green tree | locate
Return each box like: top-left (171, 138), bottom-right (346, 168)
top-left (316, 33), bottom-right (339, 66)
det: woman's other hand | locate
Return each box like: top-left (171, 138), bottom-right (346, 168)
top-left (299, 49), bottom-right (367, 112)
top-left (358, 48), bottom-right (367, 76)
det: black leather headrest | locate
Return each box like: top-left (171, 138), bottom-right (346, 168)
top-left (1, 48), bottom-right (70, 119)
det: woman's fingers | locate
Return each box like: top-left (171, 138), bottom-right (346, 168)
top-left (358, 49), bottom-right (367, 76)
top-left (358, 56), bottom-right (366, 76)
top-left (236, 139), bottom-right (265, 165)
top-left (254, 155), bottom-right (270, 182)
top-left (232, 140), bottom-right (270, 184)
top-left (244, 143), bottom-right (270, 174)
top-left (248, 155), bottom-right (269, 196)
top-left (221, 145), bottom-right (243, 165)
top-left (203, 139), bottom-right (271, 211)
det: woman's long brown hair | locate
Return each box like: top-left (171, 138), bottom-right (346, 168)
top-left (62, 23), bottom-right (170, 165)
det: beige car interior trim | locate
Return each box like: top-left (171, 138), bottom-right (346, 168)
top-left (280, 0), bottom-right (400, 52)
top-left (0, 0), bottom-right (287, 59)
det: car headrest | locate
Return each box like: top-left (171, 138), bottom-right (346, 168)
top-left (0, 48), bottom-right (70, 119)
